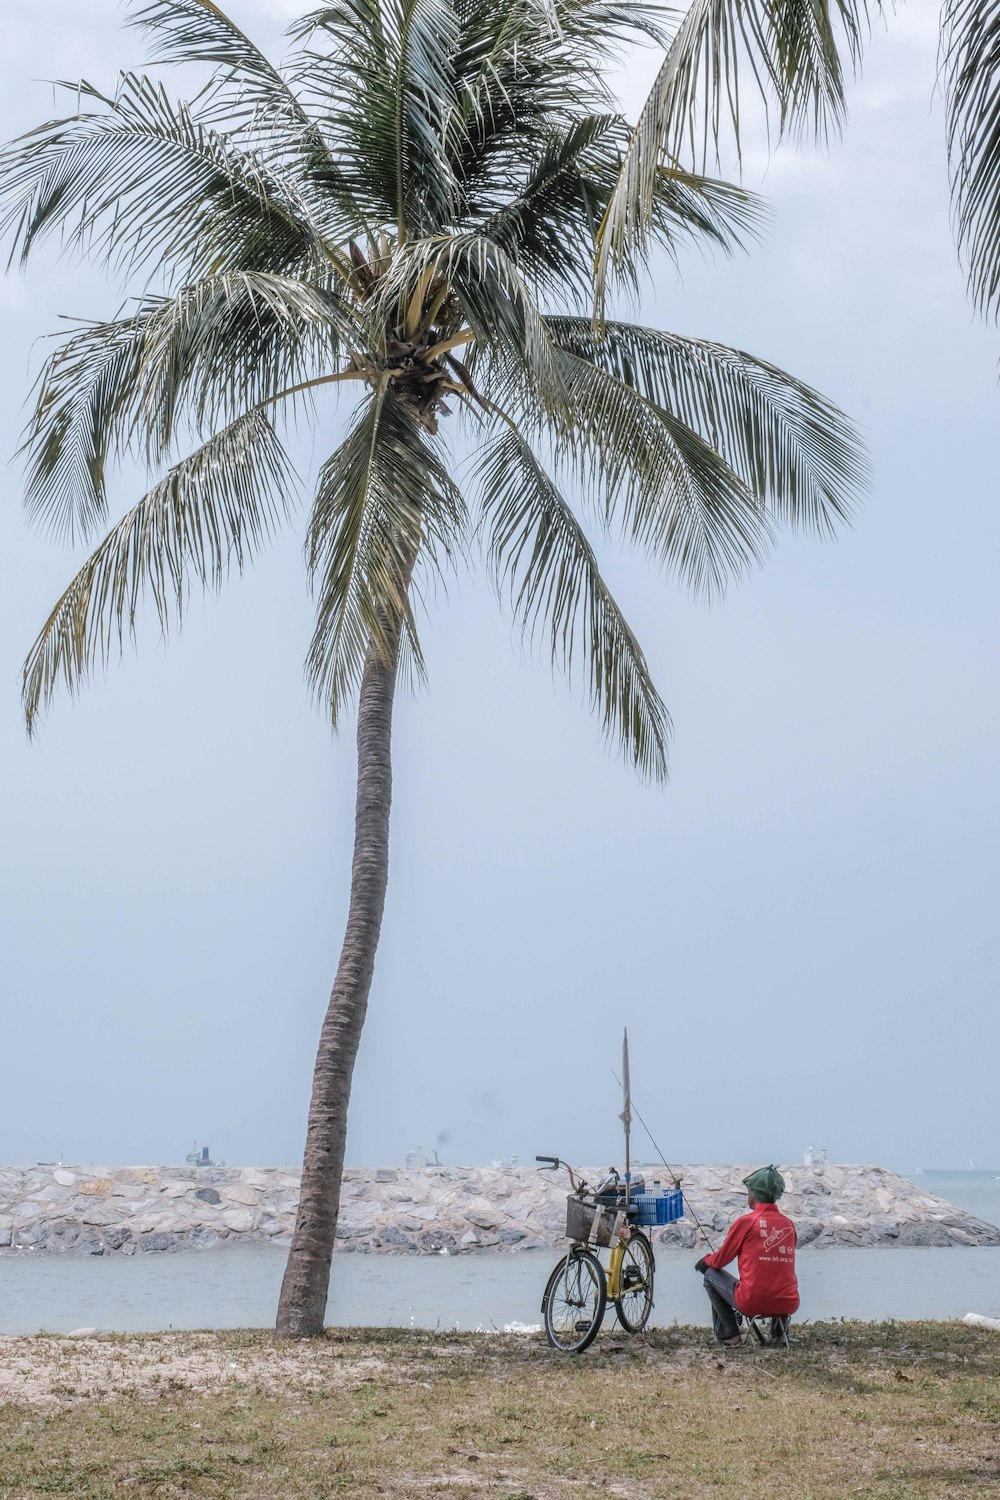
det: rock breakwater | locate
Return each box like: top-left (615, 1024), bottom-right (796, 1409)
top-left (0, 1163), bottom-right (996, 1256)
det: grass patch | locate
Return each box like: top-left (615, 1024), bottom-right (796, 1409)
top-left (0, 1322), bottom-right (998, 1498)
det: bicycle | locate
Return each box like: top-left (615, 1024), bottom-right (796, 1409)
top-left (536, 1155), bottom-right (671, 1353)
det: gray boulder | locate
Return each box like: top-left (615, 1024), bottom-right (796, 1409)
top-left (138, 1231), bottom-right (177, 1253)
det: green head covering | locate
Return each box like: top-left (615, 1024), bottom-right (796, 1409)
top-left (742, 1165), bottom-right (786, 1203)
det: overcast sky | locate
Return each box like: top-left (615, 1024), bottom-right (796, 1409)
top-left (1, 0), bottom-right (997, 1178)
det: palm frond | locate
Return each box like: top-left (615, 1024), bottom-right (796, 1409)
top-left (547, 317), bottom-right (867, 534)
top-left (21, 313), bottom-right (150, 544)
top-left (478, 114), bottom-right (766, 295)
top-left (21, 273), bottom-right (359, 544)
top-left (943, 0), bottom-right (1000, 319)
top-left (128, 0), bottom-right (307, 122)
top-left (129, 1), bottom-right (367, 247)
top-left (552, 0), bottom-right (677, 49)
top-left (596, 0), bottom-right (879, 302)
top-left (553, 347), bottom-right (772, 593)
top-left (478, 114), bottom-right (621, 296)
top-left (391, 0), bottom-right (463, 233)
top-left (288, 3), bottom-right (404, 232)
top-left (305, 386), bottom-right (468, 722)
top-left (449, 0), bottom-right (601, 185)
top-left (290, 0), bottom-right (463, 236)
top-left (473, 338), bottom-right (771, 594)
top-left (477, 420), bottom-right (670, 781)
top-left (22, 410), bottom-right (296, 733)
top-left (133, 271), bottom-right (361, 453)
top-left (452, 0), bottom-right (674, 149)
top-left (646, 164), bottom-right (768, 262)
top-left (0, 73), bottom-right (327, 281)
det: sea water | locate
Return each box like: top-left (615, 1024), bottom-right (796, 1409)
top-left (1, 1171), bottom-right (997, 1335)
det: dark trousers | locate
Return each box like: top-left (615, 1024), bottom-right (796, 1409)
top-left (703, 1267), bottom-right (742, 1341)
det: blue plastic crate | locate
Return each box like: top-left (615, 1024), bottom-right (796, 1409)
top-left (631, 1188), bottom-right (684, 1227)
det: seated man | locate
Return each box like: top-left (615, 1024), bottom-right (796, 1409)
top-left (695, 1164), bottom-right (799, 1346)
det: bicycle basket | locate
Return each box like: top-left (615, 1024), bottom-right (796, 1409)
top-left (565, 1195), bottom-right (621, 1247)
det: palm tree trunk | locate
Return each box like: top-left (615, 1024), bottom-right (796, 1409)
top-left (275, 633), bottom-right (402, 1338)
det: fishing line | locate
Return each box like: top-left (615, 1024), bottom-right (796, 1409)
top-left (610, 1068), bottom-right (717, 1250)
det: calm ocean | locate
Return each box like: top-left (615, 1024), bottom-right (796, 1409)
top-left (1, 1171), bottom-right (997, 1335)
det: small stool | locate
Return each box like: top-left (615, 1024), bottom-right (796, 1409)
top-left (746, 1314), bottom-right (790, 1348)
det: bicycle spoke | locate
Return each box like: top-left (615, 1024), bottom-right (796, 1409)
top-left (542, 1249), bottom-right (607, 1352)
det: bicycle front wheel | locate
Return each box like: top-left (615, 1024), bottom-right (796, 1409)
top-left (614, 1230), bottom-right (655, 1333)
top-left (541, 1248), bottom-right (607, 1353)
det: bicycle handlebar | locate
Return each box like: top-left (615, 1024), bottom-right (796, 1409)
top-left (537, 1156), bottom-right (635, 1202)
top-left (536, 1155), bottom-right (592, 1195)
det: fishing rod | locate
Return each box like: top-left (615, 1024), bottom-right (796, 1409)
top-left (610, 1067), bottom-right (717, 1251)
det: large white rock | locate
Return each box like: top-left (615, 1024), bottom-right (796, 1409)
top-left (463, 1197), bottom-right (500, 1229)
top-left (221, 1185), bottom-right (259, 1207)
top-left (221, 1208), bottom-right (255, 1232)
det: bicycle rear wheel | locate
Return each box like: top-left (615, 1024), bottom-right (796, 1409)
top-left (614, 1230), bottom-right (654, 1332)
top-left (541, 1248), bottom-right (607, 1352)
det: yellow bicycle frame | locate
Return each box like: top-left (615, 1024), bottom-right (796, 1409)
top-left (605, 1240), bottom-right (626, 1300)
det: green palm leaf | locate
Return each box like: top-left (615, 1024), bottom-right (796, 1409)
top-left (133, 272), bottom-right (362, 452)
top-left (22, 410), bottom-right (296, 734)
top-left (474, 338), bottom-right (772, 594)
top-left (22, 313), bottom-right (151, 545)
top-left (551, 347), bottom-right (772, 593)
top-left (646, 165), bottom-right (768, 266)
top-left (22, 273), bottom-right (360, 544)
top-left (130, 0), bottom-right (311, 124)
top-left (290, 0), bottom-right (463, 237)
top-left (596, 0), bottom-right (879, 302)
top-left (546, 317), bottom-right (867, 535)
top-left (378, 232), bottom-right (567, 406)
top-left (943, 0), bottom-right (1000, 319)
top-left (305, 387), bottom-right (468, 722)
top-left (0, 73), bottom-right (326, 280)
top-left (391, 0), bottom-right (463, 234)
top-left (478, 420), bottom-right (671, 780)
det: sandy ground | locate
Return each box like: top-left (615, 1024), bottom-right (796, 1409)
top-left (0, 1331), bottom-right (396, 1408)
top-left (0, 1329), bottom-right (730, 1410)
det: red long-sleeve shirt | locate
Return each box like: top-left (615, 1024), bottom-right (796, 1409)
top-left (704, 1202), bottom-right (800, 1316)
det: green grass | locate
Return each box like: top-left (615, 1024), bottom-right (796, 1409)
top-left (1, 1322), bottom-right (999, 1498)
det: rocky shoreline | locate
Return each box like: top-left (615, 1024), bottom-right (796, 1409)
top-left (1, 1162), bottom-right (996, 1257)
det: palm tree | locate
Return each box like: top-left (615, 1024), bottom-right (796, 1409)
top-left (0, 0), bottom-right (866, 1337)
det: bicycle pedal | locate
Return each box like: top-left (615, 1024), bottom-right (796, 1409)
top-left (574, 1320), bottom-right (593, 1333)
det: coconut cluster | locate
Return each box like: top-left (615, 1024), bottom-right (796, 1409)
top-left (343, 239), bottom-right (476, 433)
